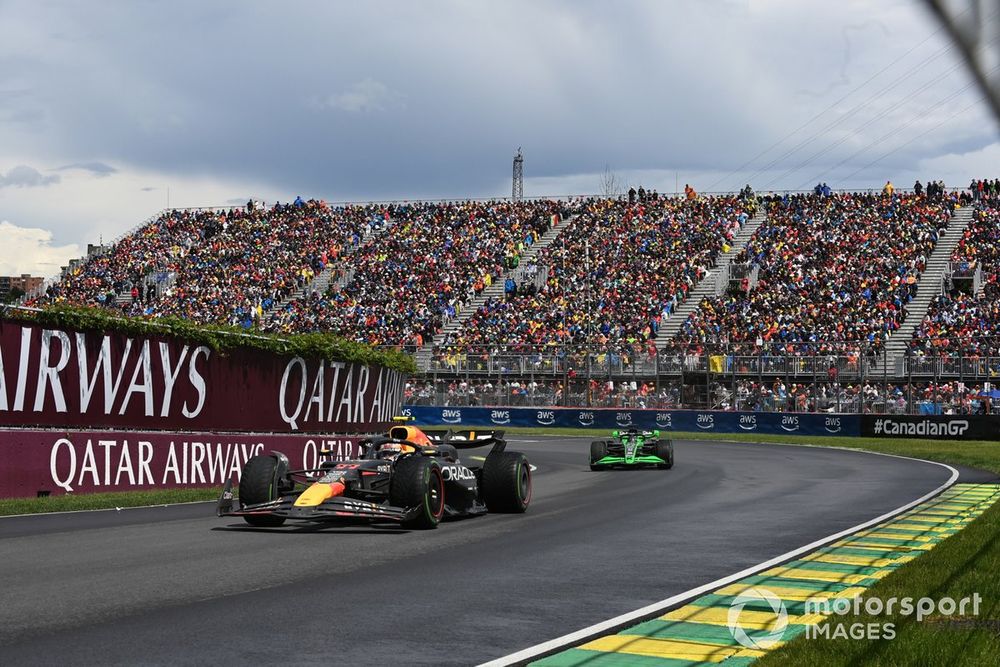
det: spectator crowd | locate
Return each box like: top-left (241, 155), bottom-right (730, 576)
top-left (29, 179), bottom-right (1000, 417)
top-left (433, 192), bottom-right (756, 357)
top-left (909, 193), bottom-right (1000, 359)
top-left (670, 191), bottom-right (952, 358)
top-left (266, 199), bottom-right (569, 346)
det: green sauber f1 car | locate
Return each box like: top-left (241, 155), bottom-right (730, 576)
top-left (590, 428), bottom-right (674, 470)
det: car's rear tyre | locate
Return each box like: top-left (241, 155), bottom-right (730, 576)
top-left (390, 456), bottom-right (445, 529)
top-left (482, 452), bottom-right (531, 513)
top-left (656, 440), bottom-right (674, 469)
top-left (239, 455), bottom-right (286, 527)
top-left (590, 439), bottom-right (609, 471)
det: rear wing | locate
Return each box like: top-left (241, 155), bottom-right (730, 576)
top-left (612, 429), bottom-right (661, 438)
top-left (423, 429), bottom-right (507, 455)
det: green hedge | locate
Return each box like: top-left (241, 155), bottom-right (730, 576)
top-left (5, 304), bottom-right (415, 374)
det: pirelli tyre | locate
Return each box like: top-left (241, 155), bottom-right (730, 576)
top-left (590, 440), bottom-right (610, 470)
top-left (482, 451), bottom-right (532, 513)
top-left (238, 455), bottom-right (286, 527)
top-left (390, 456), bottom-right (445, 529)
top-left (656, 440), bottom-right (674, 469)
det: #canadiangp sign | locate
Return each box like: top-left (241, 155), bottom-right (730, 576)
top-left (0, 429), bottom-right (363, 498)
top-left (0, 319), bottom-right (405, 433)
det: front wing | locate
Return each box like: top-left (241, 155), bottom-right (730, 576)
top-left (218, 494), bottom-right (422, 523)
top-left (591, 455), bottom-right (668, 467)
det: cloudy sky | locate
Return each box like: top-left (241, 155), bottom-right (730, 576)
top-left (0, 0), bottom-right (996, 277)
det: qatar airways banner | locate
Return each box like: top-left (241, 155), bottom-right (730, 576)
top-left (0, 319), bottom-right (405, 433)
top-left (0, 429), bottom-right (363, 498)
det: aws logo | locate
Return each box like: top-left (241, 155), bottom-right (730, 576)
top-left (536, 410), bottom-right (556, 426)
top-left (616, 412), bottom-right (633, 427)
top-left (655, 413), bottom-right (673, 428)
top-left (578, 411), bottom-right (595, 427)
top-left (781, 415), bottom-right (800, 432)
top-left (491, 410), bottom-right (511, 425)
top-left (697, 414), bottom-right (714, 429)
top-left (739, 414), bottom-right (757, 431)
top-left (825, 417), bottom-right (841, 434)
top-left (442, 409), bottom-right (462, 424)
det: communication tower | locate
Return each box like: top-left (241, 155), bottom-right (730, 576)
top-left (512, 148), bottom-right (524, 201)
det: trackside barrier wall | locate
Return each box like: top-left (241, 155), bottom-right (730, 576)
top-left (402, 406), bottom-right (1000, 441)
top-left (0, 316), bottom-right (407, 498)
top-left (0, 317), bottom-right (405, 434)
top-left (0, 429), bottom-right (364, 498)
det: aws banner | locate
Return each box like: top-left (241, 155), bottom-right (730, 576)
top-left (401, 406), bottom-right (859, 437)
top-left (0, 429), bottom-right (363, 498)
top-left (0, 318), bottom-right (404, 433)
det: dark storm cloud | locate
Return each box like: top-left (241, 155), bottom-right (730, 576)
top-left (0, 0), bottom-right (992, 200)
top-left (0, 1), bottom-right (785, 198)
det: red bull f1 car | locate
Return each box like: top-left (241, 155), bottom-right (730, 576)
top-left (590, 428), bottom-right (674, 470)
top-left (217, 423), bottom-right (531, 529)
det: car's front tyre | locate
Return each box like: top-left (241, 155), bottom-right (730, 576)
top-left (239, 455), bottom-right (287, 527)
top-left (656, 440), bottom-right (674, 469)
top-left (590, 440), bottom-right (609, 471)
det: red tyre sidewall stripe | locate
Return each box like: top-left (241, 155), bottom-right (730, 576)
top-left (521, 461), bottom-right (532, 507)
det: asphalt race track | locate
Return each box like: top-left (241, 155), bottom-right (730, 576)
top-left (0, 437), bottom-right (993, 666)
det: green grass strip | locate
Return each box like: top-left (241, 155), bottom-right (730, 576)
top-left (0, 487), bottom-right (223, 516)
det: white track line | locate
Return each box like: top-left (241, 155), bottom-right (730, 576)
top-left (0, 499), bottom-right (215, 520)
top-left (479, 447), bottom-right (959, 667)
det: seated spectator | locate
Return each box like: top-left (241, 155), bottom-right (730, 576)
top-left (671, 191), bottom-right (950, 359)
top-left (435, 194), bottom-right (752, 359)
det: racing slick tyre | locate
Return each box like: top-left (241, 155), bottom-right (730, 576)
top-left (238, 455), bottom-right (286, 527)
top-left (590, 440), bottom-right (609, 471)
top-left (390, 456), bottom-right (445, 529)
top-left (482, 452), bottom-right (532, 513)
top-left (656, 440), bottom-right (674, 469)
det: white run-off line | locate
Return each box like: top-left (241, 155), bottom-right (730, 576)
top-left (480, 449), bottom-right (959, 667)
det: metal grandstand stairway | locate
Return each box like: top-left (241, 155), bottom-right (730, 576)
top-left (875, 204), bottom-right (976, 377)
top-left (265, 218), bottom-right (395, 322)
top-left (263, 264), bottom-right (333, 321)
top-left (413, 215), bottom-right (574, 371)
top-left (654, 209), bottom-right (769, 349)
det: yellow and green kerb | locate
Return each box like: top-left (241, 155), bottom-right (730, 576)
top-left (532, 483), bottom-right (1000, 666)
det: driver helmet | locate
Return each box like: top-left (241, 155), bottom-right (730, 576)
top-left (378, 443), bottom-right (404, 460)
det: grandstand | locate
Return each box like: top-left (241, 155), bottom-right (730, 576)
top-left (908, 193), bottom-right (1000, 367)
top-left (28, 184), bottom-right (999, 415)
top-left (668, 191), bottom-right (960, 376)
